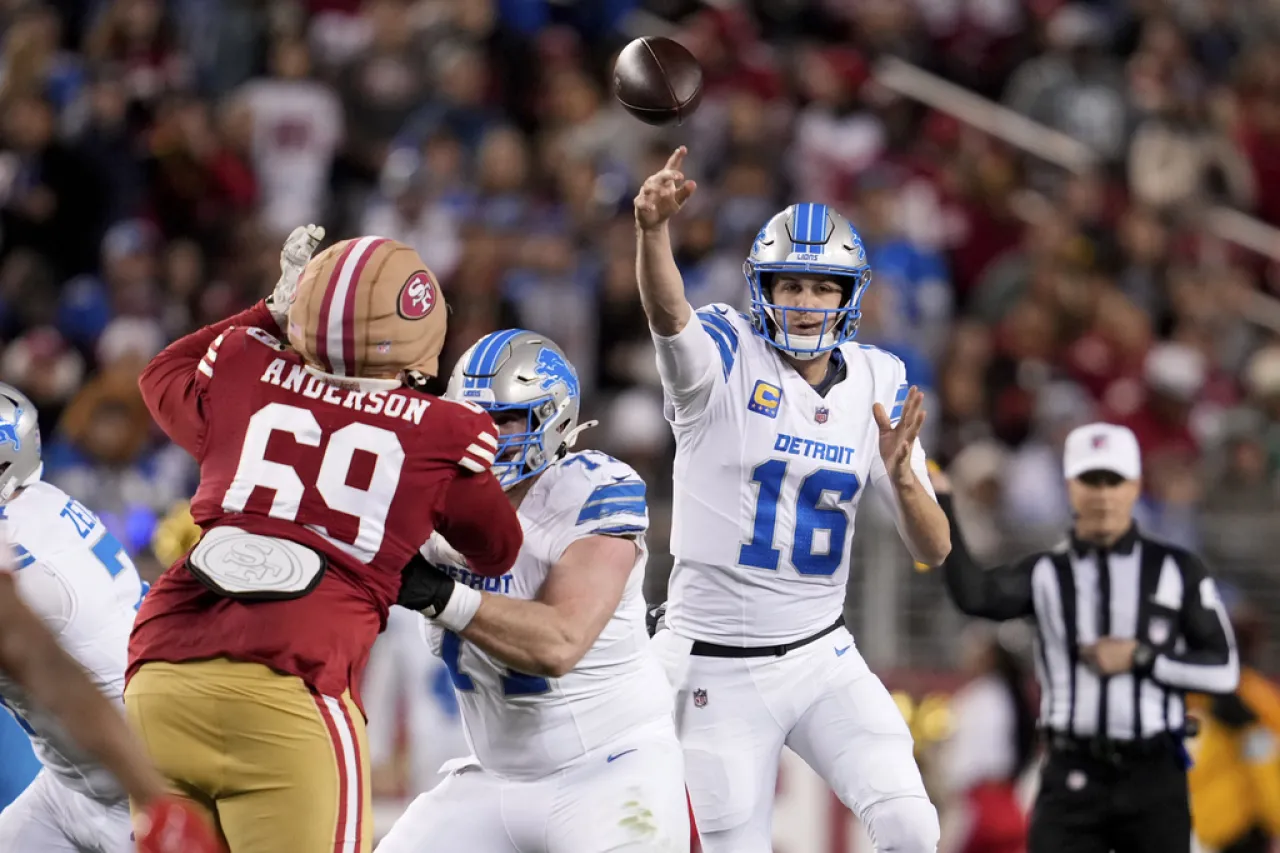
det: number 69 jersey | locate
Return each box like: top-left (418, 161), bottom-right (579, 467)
top-left (423, 451), bottom-right (673, 781)
top-left (655, 304), bottom-right (936, 646)
top-left (131, 302), bottom-right (522, 708)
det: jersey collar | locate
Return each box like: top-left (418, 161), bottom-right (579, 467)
top-left (1070, 523), bottom-right (1139, 557)
top-left (812, 347), bottom-right (847, 399)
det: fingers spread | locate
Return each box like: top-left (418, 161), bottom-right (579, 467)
top-left (872, 402), bottom-right (891, 432)
top-left (675, 181), bottom-right (697, 204)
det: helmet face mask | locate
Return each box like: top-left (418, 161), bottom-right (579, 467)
top-left (744, 203), bottom-right (873, 360)
top-left (446, 330), bottom-right (583, 490)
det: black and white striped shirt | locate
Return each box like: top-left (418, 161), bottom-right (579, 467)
top-left (939, 496), bottom-right (1239, 741)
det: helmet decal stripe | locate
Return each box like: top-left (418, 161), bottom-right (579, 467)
top-left (339, 237), bottom-right (389, 374)
top-left (323, 236), bottom-right (384, 375)
top-left (314, 239), bottom-right (361, 372)
top-left (810, 204), bottom-right (828, 244)
top-left (469, 329), bottom-right (524, 389)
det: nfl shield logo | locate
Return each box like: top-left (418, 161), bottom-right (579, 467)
top-left (815, 407), bottom-right (830, 424)
top-left (693, 688), bottom-right (708, 708)
top-left (1091, 434), bottom-right (1107, 449)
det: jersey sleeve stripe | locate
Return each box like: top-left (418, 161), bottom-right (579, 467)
top-left (890, 382), bottom-right (909, 423)
top-left (457, 456), bottom-right (486, 474)
top-left (697, 311), bottom-right (738, 381)
top-left (578, 498), bottom-right (647, 524)
top-left (476, 431), bottom-right (499, 449)
top-left (13, 553), bottom-right (34, 569)
top-left (197, 359), bottom-right (214, 378)
top-left (697, 311), bottom-right (740, 352)
top-left (590, 524), bottom-right (646, 535)
top-left (464, 443), bottom-right (496, 465)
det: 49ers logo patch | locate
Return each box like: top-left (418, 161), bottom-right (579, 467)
top-left (398, 271), bottom-right (437, 319)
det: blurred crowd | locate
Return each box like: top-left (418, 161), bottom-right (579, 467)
top-left (2, 0), bottom-right (1280, 650)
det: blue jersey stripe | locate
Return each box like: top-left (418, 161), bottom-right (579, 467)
top-left (699, 320), bottom-right (735, 380)
top-left (578, 501), bottom-right (647, 523)
top-left (591, 524), bottom-right (646, 535)
top-left (696, 311), bottom-right (739, 352)
top-left (578, 481), bottom-right (648, 523)
top-left (890, 382), bottom-right (909, 422)
top-left (13, 554), bottom-right (34, 569)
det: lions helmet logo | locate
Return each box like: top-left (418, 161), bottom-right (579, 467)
top-left (398, 271), bottom-right (437, 320)
top-left (0, 407), bottom-right (22, 451)
top-left (534, 347), bottom-right (579, 398)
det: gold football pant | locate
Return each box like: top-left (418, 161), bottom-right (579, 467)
top-left (125, 658), bottom-right (372, 853)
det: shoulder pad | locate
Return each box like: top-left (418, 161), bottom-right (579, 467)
top-left (551, 452), bottom-right (648, 534)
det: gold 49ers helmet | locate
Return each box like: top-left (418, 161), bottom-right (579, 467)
top-left (287, 237), bottom-right (447, 378)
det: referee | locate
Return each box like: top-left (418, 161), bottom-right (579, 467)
top-left (933, 422), bottom-right (1239, 853)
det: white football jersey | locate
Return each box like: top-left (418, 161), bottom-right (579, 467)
top-left (424, 450), bottom-right (672, 781)
top-left (0, 482), bottom-right (144, 802)
top-left (658, 304), bottom-right (935, 646)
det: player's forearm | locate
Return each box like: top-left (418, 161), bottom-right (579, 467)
top-left (892, 475), bottom-right (951, 567)
top-left (139, 300), bottom-right (277, 437)
top-left (461, 595), bottom-right (583, 678)
top-left (636, 224), bottom-right (693, 336)
top-left (0, 581), bottom-right (166, 805)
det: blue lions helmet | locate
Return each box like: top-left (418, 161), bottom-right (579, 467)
top-left (446, 330), bottom-right (584, 489)
top-left (743, 203), bottom-right (873, 360)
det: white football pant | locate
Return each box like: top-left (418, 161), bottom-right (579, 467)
top-left (376, 719), bottom-right (689, 853)
top-left (0, 769), bottom-right (133, 853)
top-left (652, 624), bottom-right (939, 853)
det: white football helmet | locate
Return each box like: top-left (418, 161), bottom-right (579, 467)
top-left (743, 203), bottom-right (873, 360)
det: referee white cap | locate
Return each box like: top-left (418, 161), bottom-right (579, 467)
top-left (1063, 422), bottom-right (1142, 481)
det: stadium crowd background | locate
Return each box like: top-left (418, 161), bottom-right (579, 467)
top-left (2, 0), bottom-right (1280, 848)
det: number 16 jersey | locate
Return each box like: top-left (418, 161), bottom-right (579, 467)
top-left (655, 304), bottom-right (936, 647)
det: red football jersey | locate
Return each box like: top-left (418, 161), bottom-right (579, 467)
top-left (130, 301), bottom-right (522, 705)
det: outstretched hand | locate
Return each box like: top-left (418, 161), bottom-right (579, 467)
top-left (634, 147), bottom-right (697, 231)
top-left (872, 386), bottom-right (926, 488)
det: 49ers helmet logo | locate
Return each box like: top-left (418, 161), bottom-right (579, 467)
top-left (398, 271), bottom-right (437, 320)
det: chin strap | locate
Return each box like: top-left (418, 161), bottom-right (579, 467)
top-left (563, 420), bottom-right (598, 449)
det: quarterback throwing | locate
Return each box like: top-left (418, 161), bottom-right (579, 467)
top-left (636, 147), bottom-right (950, 853)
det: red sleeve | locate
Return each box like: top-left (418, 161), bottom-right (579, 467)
top-left (436, 471), bottom-right (522, 578)
top-left (139, 300), bottom-right (279, 457)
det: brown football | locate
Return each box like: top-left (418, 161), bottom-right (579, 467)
top-left (612, 37), bottom-right (704, 126)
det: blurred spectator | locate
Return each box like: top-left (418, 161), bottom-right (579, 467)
top-left (237, 34), bottom-right (343, 236)
top-left (1187, 601), bottom-right (1280, 853)
top-left (0, 90), bottom-right (107, 278)
top-left (937, 624), bottom-right (1034, 853)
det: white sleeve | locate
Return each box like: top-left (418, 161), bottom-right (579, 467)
top-left (652, 314), bottom-right (722, 424)
top-left (547, 460), bottom-right (650, 564)
top-left (11, 563), bottom-right (74, 636)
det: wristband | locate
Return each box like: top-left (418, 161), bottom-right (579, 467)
top-left (434, 582), bottom-right (482, 632)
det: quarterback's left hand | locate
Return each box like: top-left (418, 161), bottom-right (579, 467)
top-left (267, 224), bottom-right (325, 328)
top-left (872, 385), bottom-right (926, 488)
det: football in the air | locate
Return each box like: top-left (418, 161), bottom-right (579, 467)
top-left (612, 37), bottom-right (704, 126)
